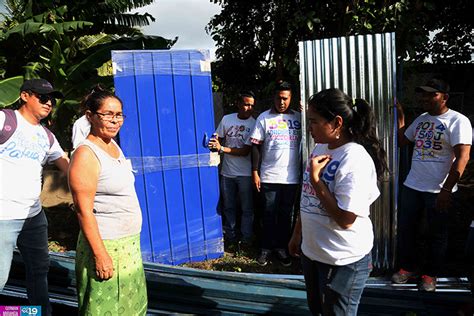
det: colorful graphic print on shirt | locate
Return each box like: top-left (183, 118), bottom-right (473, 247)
top-left (412, 120), bottom-right (446, 162)
top-left (266, 118), bottom-right (301, 147)
top-left (225, 124), bottom-right (252, 148)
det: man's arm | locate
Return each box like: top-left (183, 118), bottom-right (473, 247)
top-left (441, 144), bottom-right (471, 191)
top-left (252, 143), bottom-right (261, 192)
top-left (53, 153), bottom-right (70, 174)
top-left (208, 137), bottom-right (251, 156)
top-left (436, 144), bottom-right (472, 210)
top-left (396, 101), bottom-right (412, 147)
top-left (221, 144), bottom-right (251, 156)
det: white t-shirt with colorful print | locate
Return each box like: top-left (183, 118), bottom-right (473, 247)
top-left (404, 109), bottom-right (472, 193)
top-left (0, 110), bottom-right (64, 220)
top-left (300, 143), bottom-right (379, 266)
top-left (250, 109), bottom-right (302, 184)
top-left (215, 113), bottom-right (255, 177)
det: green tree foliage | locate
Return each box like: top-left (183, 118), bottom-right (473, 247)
top-left (0, 0), bottom-right (177, 149)
top-left (208, 0), bottom-right (473, 108)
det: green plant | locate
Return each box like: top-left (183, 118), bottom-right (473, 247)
top-left (0, 0), bottom-right (176, 149)
top-left (208, 0), bottom-right (473, 106)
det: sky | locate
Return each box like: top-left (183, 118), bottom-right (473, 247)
top-left (131, 0), bottom-right (222, 60)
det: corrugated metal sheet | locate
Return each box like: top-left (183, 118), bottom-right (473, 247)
top-left (112, 50), bottom-right (224, 265)
top-left (298, 33), bottom-right (397, 270)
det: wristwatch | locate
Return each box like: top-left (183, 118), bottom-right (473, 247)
top-left (219, 146), bottom-right (225, 154)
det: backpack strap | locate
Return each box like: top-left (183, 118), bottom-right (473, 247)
top-left (42, 125), bottom-right (54, 149)
top-left (0, 109), bottom-right (17, 144)
top-left (0, 109), bottom-right (54, 148)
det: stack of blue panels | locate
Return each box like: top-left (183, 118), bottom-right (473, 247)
top-left (112, 49), bottom-right (223, 265)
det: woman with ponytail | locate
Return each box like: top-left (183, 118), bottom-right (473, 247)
top-left (289, 88), bottom-right (387, 315)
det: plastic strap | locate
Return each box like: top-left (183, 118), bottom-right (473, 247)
top-left (128, 153), bottom-right (219, 174)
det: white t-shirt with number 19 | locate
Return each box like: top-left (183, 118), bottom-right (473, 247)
top-left (250, 109), bottom-right (302, 184)
top-left (300, 142), bottom-right (379, 266)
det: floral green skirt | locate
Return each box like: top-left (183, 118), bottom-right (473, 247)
top-left (76, 232), bottom-right (148, 316)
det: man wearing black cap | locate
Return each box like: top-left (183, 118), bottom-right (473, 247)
top-left (0, 78), bottom-right (69, 315)
top-left (392, 78), bottom-right (472, 292)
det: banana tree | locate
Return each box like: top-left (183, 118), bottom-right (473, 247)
top-left (0, 1), bottom-right (176, 149)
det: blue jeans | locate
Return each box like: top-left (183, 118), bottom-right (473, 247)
top-left (397, 185), bottom-right (449, 276)
top-left (0, 210), bottom-right (51, 316)
top-left (301, 252), bottom-right (372, 316)
top-left (260, 183), bottom-right (298, 250)
top-left (221, 176), bottom-right (254, 241)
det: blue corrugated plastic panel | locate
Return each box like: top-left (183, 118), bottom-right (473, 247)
top-left (112, 49), bottom-right (223, 265)
top-left (189, 51), bottom-right (224, 260)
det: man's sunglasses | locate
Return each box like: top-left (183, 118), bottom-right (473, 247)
top-left (32, 92), bottom-right (57, 106)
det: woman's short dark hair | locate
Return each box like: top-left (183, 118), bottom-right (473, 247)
top-left (81, 85), bottom-right (122, 113)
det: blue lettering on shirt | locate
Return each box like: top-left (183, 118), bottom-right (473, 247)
top-left (0, 130), bottom-right (49, 162)
top-left (323, 160), bottom-right (340, 182)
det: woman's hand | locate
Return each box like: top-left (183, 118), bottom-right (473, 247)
top-left (309, 155), bottom-right (331, 186)
top-left (95, 251), bottom-right (114, 280)
top-left (288, 231), bottom-right (302, 257)
top-left (289, 215), bottom-right (302, 257)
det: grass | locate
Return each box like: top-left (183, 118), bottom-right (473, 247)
top-left (182, 241), bottom-right (303, 275)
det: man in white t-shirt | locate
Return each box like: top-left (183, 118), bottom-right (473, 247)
top-left (0, 79), bottom-right (69, 315)
top-left (392, 78), bottom-right (472, 292)
top-left (249, 81), bottom-right (302, 267)
top-left (208, 92), bottom-right (256, 245)
top-left (464, 115), bottom-right (474, 301)
top-left (71, 114), bottom-right (91, 150)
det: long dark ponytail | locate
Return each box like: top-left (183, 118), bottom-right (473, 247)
top-left (308, 88), bottom-right (388, 179)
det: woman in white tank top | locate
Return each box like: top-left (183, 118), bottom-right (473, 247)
top-left (68, 85), bottom-right (147, 316)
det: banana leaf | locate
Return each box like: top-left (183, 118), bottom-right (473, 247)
top-left (3, 21), bottom-right (93, 39)
top-left (0, 76), bottom-right (23, 108)
top-left (66, 35), bottom-right (176, 83)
